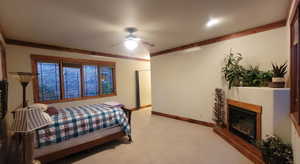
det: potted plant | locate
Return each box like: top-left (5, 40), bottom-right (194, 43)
top-left (270, 63), bottom-right (287, 88)
top-left (241, 66), bottom-right (273, 87)
top-left (222, 51), bottom-right (244, 89)
top-left (257, 135), bottom-right (293, 164)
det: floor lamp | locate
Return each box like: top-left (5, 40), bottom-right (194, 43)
top-left (10, 72), bottom-right (36, 107)
top-left (9, 72), bottom-right (47, 164)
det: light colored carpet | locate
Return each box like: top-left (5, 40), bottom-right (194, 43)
top-left (52, 108), bottom-right (252, 164)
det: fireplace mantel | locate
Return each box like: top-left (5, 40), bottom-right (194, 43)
top-left (227, 87), bottom-right (290, 142)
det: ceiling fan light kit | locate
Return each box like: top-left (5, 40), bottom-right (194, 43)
top-left (124, 39), bottom-right (138, 50)
top-left (121, 27), bottom-right (154, 51)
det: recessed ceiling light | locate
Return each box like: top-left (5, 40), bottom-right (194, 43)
top-left (206, 18), bottom-right (220, 27)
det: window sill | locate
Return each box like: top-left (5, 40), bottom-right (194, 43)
top-left (36, 93), bottom-right (117, 104)
top-left (290, 112), bottom-right (300, 136)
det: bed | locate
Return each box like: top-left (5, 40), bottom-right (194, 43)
top-left (33, 103), bottom-right (132, 163)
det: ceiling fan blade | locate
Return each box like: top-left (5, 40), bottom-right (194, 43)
top-left (141, 40), bottom-right (155, 47)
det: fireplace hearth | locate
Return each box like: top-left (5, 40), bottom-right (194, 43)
top-left (213, 99), bottom-right (264, 163)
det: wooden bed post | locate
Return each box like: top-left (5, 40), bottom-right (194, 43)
top-left (121, 107), bottom-right (133, 142)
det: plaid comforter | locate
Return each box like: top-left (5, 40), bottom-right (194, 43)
top-left (36, 104), bottom-right (130, 148)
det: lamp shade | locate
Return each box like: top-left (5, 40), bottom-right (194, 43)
top-left (9, 72), bottom-right (36, 83)
top-left (11, 107), bottom-right (53, 132)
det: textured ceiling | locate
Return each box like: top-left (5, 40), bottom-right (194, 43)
top-left (0, 0), bottom-right (291, 59)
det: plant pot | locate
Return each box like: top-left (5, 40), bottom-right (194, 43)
top-left (272, 77), bottom-right (285, 83)
top-left (269, 82), bottom-right (285, 88)
top-left (233, 79), bottom-right (241, 87)
top-left (269, 77), bottom-right (285, 88)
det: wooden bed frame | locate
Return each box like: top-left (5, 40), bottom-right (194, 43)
top-left (36, 107), bottom-right (133, 163)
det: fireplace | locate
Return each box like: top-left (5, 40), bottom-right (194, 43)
top-left (227, 99), bottom-right (262, 144)
top-left (228, 105), bottom-right (257, 144)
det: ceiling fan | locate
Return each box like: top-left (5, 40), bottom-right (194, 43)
top-left (113, 27), bottom-right (155, 51)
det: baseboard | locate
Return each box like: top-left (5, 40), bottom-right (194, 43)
top-left (151, 111), bottom-right (215, 127)
top-left (131, 104), bottom-right (152, 111)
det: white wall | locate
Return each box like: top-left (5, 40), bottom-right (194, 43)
top-left (6, 45), bottom-right (151, 111)
top-left (151, 27), bottom-right (289, 123)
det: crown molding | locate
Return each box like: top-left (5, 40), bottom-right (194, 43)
top-left (151, 19), bottom-right (286, 57)
top-left (5, 38), bottom-right (150, 62)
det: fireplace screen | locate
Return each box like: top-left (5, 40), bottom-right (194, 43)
top-left (228, 105), bottom-right (257, 144)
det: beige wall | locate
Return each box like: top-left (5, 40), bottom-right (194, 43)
top-left (151, 27), bottom-right (289, 123)
top-left (6, 45), bottom-right (150, 112)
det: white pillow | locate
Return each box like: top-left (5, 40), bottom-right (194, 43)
top-left (42, 112), bottom-right (53, 124)
top-left (28, 103), bottom-right (48, 112)
top-left (103, 101), bottom-right (123, 107)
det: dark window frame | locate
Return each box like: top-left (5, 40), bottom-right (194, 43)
top-left (290, 4), bottom-right (300, 135)
top-left (31, 54), bottom-right (116, 104)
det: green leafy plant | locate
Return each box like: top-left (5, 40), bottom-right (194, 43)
top-left (260, 71), bottom-right (273, 86)
top-left (222, 51), bottom-right (244, 89)
top-left (272, 62), bottom-right (287, 78)
top-left (241, 66), bottom-right (272, 87)
top-left (241, 66), bottom-right (262, 87)
top-left (257, 135), bottom-right (293, 164)
top-left (222, 50), bottom-right (274, 88)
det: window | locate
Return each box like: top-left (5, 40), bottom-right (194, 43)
top-left (83, 65), bottom-right (99, 96)
top-left (31, 55), bottom-right (116, 103)
top-left (37, 62), bottom-right (61, 101)
top-left (100, 66), bottom-right (114, 95)
top-left (290, 5), bottom-right (300, 134)
top-left (63, 64), bottom-right (82, 99)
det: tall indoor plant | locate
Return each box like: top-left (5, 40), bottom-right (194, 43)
top-left (222, 51), bottom-right (244, 89)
